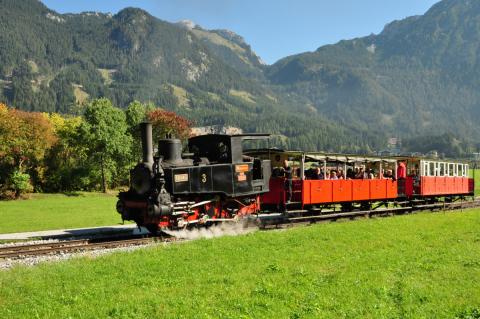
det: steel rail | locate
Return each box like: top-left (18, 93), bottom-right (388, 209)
top-left (2, 198), bottom-right (479, 260)
top-left (0, 237), bottom-right (169, 259)
top-left (259, 198), bottom-right (480, 229)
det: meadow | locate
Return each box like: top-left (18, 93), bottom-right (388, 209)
top-left (0, 193), bottom-right (121, 234)
top-left (470, 168), bottom-right (480, 195)
top-left (0, 209), bottom-right (479, 318)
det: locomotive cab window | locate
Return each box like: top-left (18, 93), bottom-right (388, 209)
top-left (188, 135), bottom-right (233, 164)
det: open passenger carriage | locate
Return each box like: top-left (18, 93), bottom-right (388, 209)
top-left (246, 149), bottom-right (474, 213)
top-left (248, 150), bottom-right (400, 212)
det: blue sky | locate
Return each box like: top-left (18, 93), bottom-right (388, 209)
top-left (41, 0), bottom-right (440, 64)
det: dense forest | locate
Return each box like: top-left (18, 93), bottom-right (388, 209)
top-left (1, 0), bottom-right (479, 156)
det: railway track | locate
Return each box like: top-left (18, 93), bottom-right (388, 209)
top-left (0, 236), bottom-right (169, 260)
top-left (2, 198), bottom-right (479, 261)
top-left (260, 198), bottom-right (480, 229)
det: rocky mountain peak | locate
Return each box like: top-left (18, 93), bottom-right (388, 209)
top-left (176, 19), bottom-right (196, 30)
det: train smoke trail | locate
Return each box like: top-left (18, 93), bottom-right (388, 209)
top-left (163, 221), bottom-right (258, 240)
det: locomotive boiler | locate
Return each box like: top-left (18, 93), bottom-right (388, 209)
top-left (116, 122), bottom-right (271, 233)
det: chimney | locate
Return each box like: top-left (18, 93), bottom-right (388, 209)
top-left (140, 122), bottom-right (154, 164)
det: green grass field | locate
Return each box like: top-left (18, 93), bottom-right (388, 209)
top-left (0, 193), bottom-right (121, 234)
top-left (470, 169), bottom-right (480, 195)
top-left (1, 210), bottom-right (479, 318)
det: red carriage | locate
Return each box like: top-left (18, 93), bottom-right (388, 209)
top-left (247, 150), bottom-right (474, 212)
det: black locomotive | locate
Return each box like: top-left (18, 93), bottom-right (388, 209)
top-left (116, 122), bottom-right (271, 233)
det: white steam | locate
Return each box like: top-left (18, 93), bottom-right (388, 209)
top-left (163, 221), bottom-right (258, 240)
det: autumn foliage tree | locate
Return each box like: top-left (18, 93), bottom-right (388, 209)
top-left (147, 109), bottom-right (192, 142)
top-left (0, 103), bottom-right (56, 197)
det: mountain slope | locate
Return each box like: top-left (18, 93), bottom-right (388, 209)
top-left (3, 0), bottom-right (480, 154)
top-left (0, 0), bottom-right (379, 153)
top-left (176, 20), bottom-right (266, 79)
top-left (267, 0), bottom-right (480, 147)
top-left (0, 1), bottom-right (257, 112)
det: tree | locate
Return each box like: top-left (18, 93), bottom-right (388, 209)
top-left (44, 113), bottom-right (87, 191)
top-left (0, 103), bottom-right (19, 196)
top-left (79, 98), bottom-right (132, 192)
top-left (0, 103), bottom-right (56, 197)
top-left (125, 100), bottom-right (153, 162)
top-left (147, 108), bottom-right (192, 142)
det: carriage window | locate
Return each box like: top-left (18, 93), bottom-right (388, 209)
top-left (464, 164), bottom-right (468, 177)
top-left (448, 163), bottom-right (454, 176)
top-left (423, 162), bottom-right (429, 176)
top-left (429, 162), bottom-right (435, 176)
top-left (457, 164), bottom-right (463, 177)
top-left (439, 163), bottom-right (445, 176)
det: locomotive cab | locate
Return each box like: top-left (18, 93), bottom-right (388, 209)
top-left (163, 134), bottom-right (272, 196)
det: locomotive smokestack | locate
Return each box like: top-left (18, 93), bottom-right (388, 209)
top-left (140, 122), bottom-right (154, 164)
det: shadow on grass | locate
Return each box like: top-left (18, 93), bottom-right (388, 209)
top-left (61, 191), bottom-right (84, 197)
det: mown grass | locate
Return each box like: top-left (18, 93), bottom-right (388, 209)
top-left (0, 192), bottom-right (121, 234)
top-left (470, 169), bottom-right (480, 195)
top-left (1, 210), bottom-right (479, 318)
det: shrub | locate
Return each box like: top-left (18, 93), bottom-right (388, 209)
top-left (10, 170), bottom-right (33, 198)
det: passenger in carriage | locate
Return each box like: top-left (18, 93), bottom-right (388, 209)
top-left (409, 164), bottom-right (419, 177)
top-left (316, 167), bottom-right (325, 180)
top-left (295, 167), bottom-right (301, 178)
top-left (383, 169), bottom-right (395, 180)
top-left (304, 169), bottom-right (310, 179)
top-left (329, 170), bottom-right (339, 180)
top-left (305, 167), bottom-right (316, 180)
top-left (397, 161), bottom-right (407, 179)
top-left (272, 167), bottom-right (284, 177)
top-left (346, 168), bottom-right (355, 179)
top-left (353, 167), bottom-right (359, 178)
top-left (337, 168), bottom-right (345, 180)
top-left (355, 166), bottom-right (367, 179)
top-left (306, 166), bottom-right (320, 180)
top-left (283, 160), bottom-right (293, 203)
top-left (367, 168), bottom-right (375, 179)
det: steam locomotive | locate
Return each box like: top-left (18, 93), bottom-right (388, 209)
top-left (116, 123), bottom-right (271, 233)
